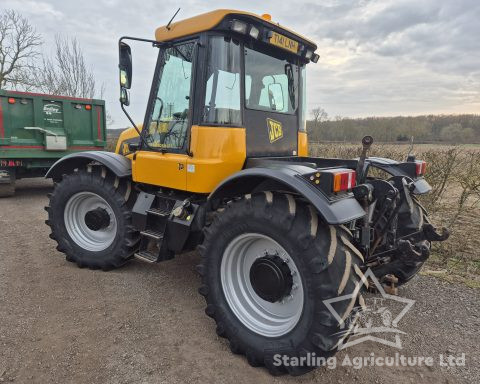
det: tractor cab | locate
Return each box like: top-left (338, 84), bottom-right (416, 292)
top-left (118, 10), bottom-right (319, 193)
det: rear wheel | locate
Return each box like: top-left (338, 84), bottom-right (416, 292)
top-left (45, 167), bottom-right (139, 270)
top-left (197, 192), bottom-right (366, 375)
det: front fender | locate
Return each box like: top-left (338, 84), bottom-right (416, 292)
top-left (208, 166), bottom-right (366, 225)
top-left (45, 151), bottom-right (131, 180)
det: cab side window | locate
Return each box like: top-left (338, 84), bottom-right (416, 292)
top-left (203, 37), bottom-right (241, 125)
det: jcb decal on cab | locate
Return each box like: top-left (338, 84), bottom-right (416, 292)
top-left (267, 118), bottom-right (283, 143)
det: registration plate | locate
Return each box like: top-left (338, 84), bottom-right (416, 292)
top-left (269, 32), bottom-right (299, 54)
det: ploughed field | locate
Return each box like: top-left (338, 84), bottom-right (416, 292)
top-left (0, 177), bottom-right (478, 383)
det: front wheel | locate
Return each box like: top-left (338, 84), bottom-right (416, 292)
top-left (45, 167), bottom-right (139, 270)
top-left (197, 192), bottom-right (366, 375)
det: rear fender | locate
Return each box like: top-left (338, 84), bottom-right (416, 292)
top-left (45, 151), bottom-right (131, 181)
top-left (366, 157), bottom-right (431, 194)
top-left (208, 166), bottom-right (366, 225)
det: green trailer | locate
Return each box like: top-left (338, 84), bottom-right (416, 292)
top-left (0, 90), bottom-right (106, 196)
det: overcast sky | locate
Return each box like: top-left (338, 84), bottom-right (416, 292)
top-left (2, 0), bottom-right (479, 127)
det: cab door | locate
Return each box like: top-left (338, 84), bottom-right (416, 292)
top-left (132, 40), bottom-right (196, 190)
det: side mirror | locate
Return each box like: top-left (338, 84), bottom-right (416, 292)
top-left (119, 42), bottom-right (132, 89)
top-left (267, 83), bottom-right (284, 111)
top-left (120, 88), bottom-right (130, 106)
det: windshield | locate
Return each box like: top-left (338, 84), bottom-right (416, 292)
top-left (245, 47), bottom-right (299, 115)
top-left (145, 41), bottom-right (195, 150)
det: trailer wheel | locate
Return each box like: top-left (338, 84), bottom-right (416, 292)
top-left (45, 167), bottom-right (139, 270)
top-left (197, 192), bottom-right (365, 375)
top-left (0, 182), bottom-right (15, 197)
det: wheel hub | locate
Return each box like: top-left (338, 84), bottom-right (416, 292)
top-left (84, 207), bottom-right (111, 231)
top-left (249, 254), bottom-right (293, 303)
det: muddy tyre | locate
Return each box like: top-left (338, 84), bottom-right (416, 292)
top-left (45, 167), bottom-right (139, 270)
top-left (0, 182), bottom-right (15, 198)
top-left (197, 192), bottom-right (366, 375)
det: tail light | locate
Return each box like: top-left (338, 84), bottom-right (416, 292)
top-left (306, 168), bottom-right (356, 194)
top-left (415, 161), bottom-right (427, 176)
top-left (332, 169), bottom-right (357, 192)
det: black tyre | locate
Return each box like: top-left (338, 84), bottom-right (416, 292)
top-left (197, 192), bottom-right (366, 375)
top-left (45, 166), bottom-right (139, 270)
top-left (0, 182), bottom-right (15, 198)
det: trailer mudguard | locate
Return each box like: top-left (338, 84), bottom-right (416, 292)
top-left (45, 151), bottom-right (131, 180)
top-left (208, 166), bottom-right (366, 225)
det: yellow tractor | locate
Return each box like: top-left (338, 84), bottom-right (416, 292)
top-left (45, 9), bottom-right (448, 375)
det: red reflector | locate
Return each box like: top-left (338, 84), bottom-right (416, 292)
top-left (85, 105), bottom-right (92, 110)
top-left (415, 161), bottom-right (427, 176)
top-left (8, 98), bottom-right (15, 104)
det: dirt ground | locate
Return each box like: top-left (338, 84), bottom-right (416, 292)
top-left (0, 178), bottom-right (478, 384)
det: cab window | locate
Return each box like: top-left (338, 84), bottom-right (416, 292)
top-left (203, 37), bottom-right (241, 125)
top-left (244, 47), bottom-right (298, 115)
top-left (145, 41), bottom-right (195, 150)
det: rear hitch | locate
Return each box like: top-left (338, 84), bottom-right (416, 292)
top-left (423, 223), bottom-right (450, 242)
top-left (398, 239), bottom-right (430, 262)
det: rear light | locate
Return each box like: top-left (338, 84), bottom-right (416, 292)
top-left (306, 168), bottom-right (356, 194)
top-left (415, 161), bottom-right (427, 176)
top-left (332, 169), bottom-right (356, 192)
top-left (8, 98), bottom-right (15, 104)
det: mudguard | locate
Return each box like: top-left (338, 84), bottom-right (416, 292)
top-left (366, 157), bottom-right (432, 194)
top-left (45, 151), bottom-right (131, 180)
top-left (208, 165), bottom-right (366, 225)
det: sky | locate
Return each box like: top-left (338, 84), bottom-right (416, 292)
top-left (1, 0), bottom-right (479, 128)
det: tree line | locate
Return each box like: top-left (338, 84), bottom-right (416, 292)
top-left (0, 9), bottom-right (103, 100)
top-left (308, 107), bottom-right (480, 144)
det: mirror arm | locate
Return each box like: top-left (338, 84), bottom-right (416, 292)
top-left (120, 103), bottom-right (149, 150)
top-left (119, 36), bottom-right (163, 48)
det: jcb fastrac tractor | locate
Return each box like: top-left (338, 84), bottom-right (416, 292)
top-left (45, 10), bottom-right (449, 375)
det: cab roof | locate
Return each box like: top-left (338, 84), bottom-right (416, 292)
top-left (155, 9), bottom-right (317, 50)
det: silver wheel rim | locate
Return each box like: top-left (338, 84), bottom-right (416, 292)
top-left (220, 233), bottom-right (304, 337)
top-left (64, 192), bottom-right (117, 251)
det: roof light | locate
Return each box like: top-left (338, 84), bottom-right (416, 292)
top-left (262, 14), bottom-right (272, 21)
top-left (311, 53), bottom-right (320, 63)
top-left (231, 20), bottom-right (248, 34)
top-left (249, 25), bottom-right (260, 39)
top-left (415, 160), bottom-right (427, 176)
top-left (8, 98), bottom-right (15, 104)
top-left (85, 104), bottom-right (92, 110)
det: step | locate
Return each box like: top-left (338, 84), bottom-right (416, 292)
top-left (146, 207), bottom-right (171, 217)
top-left (140, 229), bottom-right (164, 241)
top-left (134, 251), bottom-right (158, 263)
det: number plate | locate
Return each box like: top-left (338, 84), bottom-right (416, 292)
top-left (269, 32), bottom-right (299, 54)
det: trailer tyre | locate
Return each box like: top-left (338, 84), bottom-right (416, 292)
top-left (0, 182), bottom-right (15, 198)
top-left (45, 167), bottom-right (139, 270)
top-left (197, 192), bottom-right (366, 375)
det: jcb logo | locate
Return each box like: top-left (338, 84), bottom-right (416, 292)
top-left (267, 118), bottom-right (283, 143)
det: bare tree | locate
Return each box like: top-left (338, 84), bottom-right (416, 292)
top-left (36, 35), bottom-right (101, 98)
top-left (311, 107), bottom-right (328, 128)
top-left (0, 10), bottom-right (42, 90)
